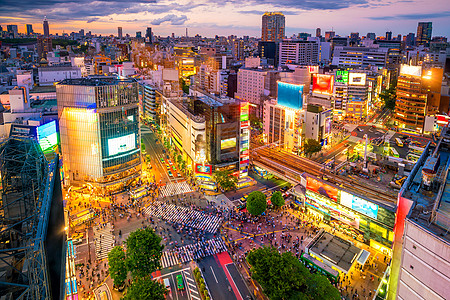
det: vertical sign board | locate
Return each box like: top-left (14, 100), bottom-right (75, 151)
top-left (239, 102), bottom-right (250, 178)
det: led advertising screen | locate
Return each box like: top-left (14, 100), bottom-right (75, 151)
top-left (277, 82), bottom-right (304, 110)
top-left (108, 133), bottom-right (136, 156)
top-left (348, 73), bottom-right (367, 86)
top-left (340, 191), bottom-right (378, 219)
top-left (195, 163), bottom-right (212, 175)
top-left (400, 64), bottom-right (422, 77)
top-left (221, 138), bottom-right (237, 150)
top-left (306, 177), bottom-right (338, 202)
top-left (37, 121), bottom-right (58, 152)
top-left (335, 70), bottom-right (349, 83)
top-left (312, 74), bottom-right (334, 95)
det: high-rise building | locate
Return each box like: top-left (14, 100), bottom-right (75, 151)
top-left (37, 35), bottom-right (52, 59)
top-left (258, 41), bottom-right (278, 66)
top-left (261, 12), bottom-right (285, 42)
top-left (26, 24), bottom-right (33, 35)
top-left (6, 25), bottom-right (18, 38)
top-left (416, 22), bottom-right (432, 46)
top-left (394, 65), bottom-right (427, 133)
top-left (405, 33), bottom-right (415, 46)
top-left (331, 46), bottom-right (388, 69)
top-left (79, 29), bottom-right (84, 37)
top-left (232, 39), bottom-right (244, 60)
top-left (316, 28), bottom-right (321, 37)
top-left (57, 77), bottom-right (141, 188)
top-left (118, 27), bottom-right (123, 39)
top-left (43, 17), bottom-right (49, 37)
top-left (366, 32), bottom-right (376, 40)
top-left (385, 31), bottom-right (392, 40)
top-left (324, 31), bottom-right (335, 41)
top-left (278, 40), bottom-right (319, 66)
top-left (350, 32), bottom-right (360, 44)
top-left (146, 27), bottom-right (153, 43)
top-left (136, 31), bottom-right (142, 38)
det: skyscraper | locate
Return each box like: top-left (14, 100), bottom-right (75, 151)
top-left (366, 32), bottom-right (376, 40)
top-left (146, 27), bottom-right (153, 43)
top-left (26, 24), bottom-right (33, 35)
top-left (385, 31), bottom-right (392, 40)
top-left (6, 25), bottom-right (18, 38)
top-left (324, 31), bottom-right (335, 41)
top-left (136, 31), bottom-right (142, 38)
top-left (43, 17), bottom-right (49, 37)
top-left (405, 33), bottom-right (415, 46)
top-left (316, 28), bottom-right (321, 37)
top-left (232, 39), bottom-right (244, 60)
top-left (57, 77), bottom-right (141, 188)
top-left (118, 27), bottom-right (123, 39)
top-left (261, 12), bottom-right (285, 42)
top-left (416, 22), bottom-right (432, 46)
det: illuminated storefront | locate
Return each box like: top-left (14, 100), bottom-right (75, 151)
top-left (302, 174), bottom-right (395, 251)
top-left (239, 102), bottom-right (250, 179)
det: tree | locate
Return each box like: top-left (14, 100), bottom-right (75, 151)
top-left (380, 79), bottom-right (397, 110)
top-left (213, 169), bottom-right (238, 192)
top-left (270, 191), bottom-right (285, 209)
top-left (124, 276), bottom-right (168, 300)
top-left (305, 273), bottom-right (340, 300)
top-left (107, 246), bottom-right (127, 287)
top-left (247, 247), bottom-right (309, 300)
top-left (304, 139), bottom-right (322, 157)
top-left (246, 191), bottom-right (267, 216)
top-left (126, 228), bottom-right (164, 278)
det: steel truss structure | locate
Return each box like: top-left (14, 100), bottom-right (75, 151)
top-left (0, 137), bottom-right (58, 299)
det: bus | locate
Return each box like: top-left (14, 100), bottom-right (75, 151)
top-left (390, 148), bottom-right (399, 158)
top-left (300, 253), bottom-right (339, 284)
top-left (395, 138), bottom-right (404, 147)
top-left (130, 186), bottom-right (148, 200)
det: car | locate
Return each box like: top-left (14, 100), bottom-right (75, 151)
top-left (166, 165), bottom-right (171, 170)
top-left (172, 166), bottom-right (176, 171)
top-left (168, 160), bottom-right (173, 165)
top-left (163, 278), bottom-right (171, 289)
top-left (168, 171), bottom-right (173, 177)
top-left (357, 127), bottom-right (363, 132)
top-left (160, 158), bottom-right (165, 163)
top-left (176, 274), bottom-right (184, 290)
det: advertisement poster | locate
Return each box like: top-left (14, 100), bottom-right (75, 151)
top-left (340, 191), bottom-right (378, 219)
top-left (312, 74), bottom-right (334, 95)
top-left (306, 177), bottom-right (338, 201)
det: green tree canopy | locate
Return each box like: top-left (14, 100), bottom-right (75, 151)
top-left (247, 247), bottom-right (309, 300)
top-left (270, 191), bottom-right (285, 209)
top-left (380, 79), bottom-right (397, 110)
top-left (247, 247), bottom-right (340, 300)
top-left (246, 191), bottom-right (267, 216)
top-left (126, 228), bottom-right (164, 278)
top-left (123, 276), bottom-right (168, 300)
top-left (304, 139), bottom-right (322, 157)
top-left (108, 246), bottom-right (128, 287)
top-left (213, 169), bottom-right (238, 192)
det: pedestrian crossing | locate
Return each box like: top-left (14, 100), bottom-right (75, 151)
top-left (159, 181), bottom-right (193, 198)
top-left (144, 202), bottom-right (222, 233)
top-left (160, 238), bottom-right (227, 269)
top-left (182, 269), bottom-right (201, 300)
top-left (93, 223), bottom-right (115, 261)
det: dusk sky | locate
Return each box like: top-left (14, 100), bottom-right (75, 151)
top-left (1, 0), bottom-right (449, 38)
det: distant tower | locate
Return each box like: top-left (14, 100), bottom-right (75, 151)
top-left (43, 16), bottom-right (49, 37)
top-left (416, 22), bottom-right (432, 46)
top-left (145, 27), bottom-right (153, 43)
top-left (386, 31), bottom-right (392, 40)
top-left (261, 12), bottom-right (285, 42)
top-left (26, 24), bottom-right (33, 36)
top-left (118, 27), bottom-right (123, 39)
top-left (316, 28), bottom-right (321, 37)
top-left (186, 28), bottom-right (188, 37)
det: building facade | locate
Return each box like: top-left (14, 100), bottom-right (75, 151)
top-left (416, 22), bottom-right (432, 46)
top-left (278, 40), bottom-right (319, 66)
top-left (261, 12), bottom-right (285, 42)
top-left (57, 77), bottom-right (141, 189)
top-left (331, 46), bottom-right (388, 69)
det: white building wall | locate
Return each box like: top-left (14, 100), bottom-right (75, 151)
top-left (236, 68), bottom-right (267, 105)
top-left (38, 68), bottom-right (82, 86)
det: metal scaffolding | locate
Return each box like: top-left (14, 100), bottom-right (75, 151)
top-left (0, 136), bottom-right (57, 299)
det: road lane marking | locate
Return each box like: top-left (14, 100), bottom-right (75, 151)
top-left (210, 266), bottom-right (218, 283)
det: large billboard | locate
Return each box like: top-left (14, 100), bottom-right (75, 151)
top-left (335, 70), bottom-right (349, 83)
top-left (400, 64), bottom-right (422, 77)
top-left (348, 73), bottom-right (367, 86)
top-left (108, 133), bottom-right (136, 156)
top-left (221, 138), bottom-right (236, 150)
top-left (195, 163), bottom-right (212, 175)
top-left (37, 121), bottom-right (58, 152)
top-left (306, 177), bottom-right (338, 202)
top-left (312, 74), bottom-right (334, 95)
top-left (277, 82), bottom-right (304, 110)
top-left (340, 191), bottom-right (378, 219)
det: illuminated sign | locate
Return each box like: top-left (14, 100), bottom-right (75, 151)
top-left (239, 102), bottom-right (250, 178)
top-left (400, 64), bottom-right (422, 77)
top-left (108, 133), bottom-right (136, 156)
top-left (221, 138), bottom-right (237, 150)
top-left (312, 74), bottom-right (334, 95)
top-left (277, 82), bottom-right (304, 110)
top-left (335, 70), bottom-right (349, 83)
top-left (340, 191), bottom-right (378, 219)
top-left (308, 66), bottom-right (319, 74)
top-left (306, 177), bottom-right (338, 202)
top-left (348, 73), bottom-right (367, 86)
top-left (240, 113), bottom-right (249, 122)
top-left (37, 120), bottom-right (58, 152)
top-left (195, 163), bottom-right (212, 175)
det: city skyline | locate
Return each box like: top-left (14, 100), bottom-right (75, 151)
top-left (0, 0), bottom-right (449, 37)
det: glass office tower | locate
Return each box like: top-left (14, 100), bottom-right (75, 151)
top-left (57, 76), bottom-right (141, 189)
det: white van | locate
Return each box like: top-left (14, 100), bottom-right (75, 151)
top-left (163, 278), bottom-right (171, 289)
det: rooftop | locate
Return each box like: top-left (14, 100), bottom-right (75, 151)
top-left (58, 76), bottom-right (137, 87)
top-left (402, 126), bottom-right (450, 242)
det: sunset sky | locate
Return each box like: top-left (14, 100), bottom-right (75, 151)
top-left (1, 0), bottom-right (449, 38)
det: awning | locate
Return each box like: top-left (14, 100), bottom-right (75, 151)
top-left (356, 249), bottom-right (370, 265)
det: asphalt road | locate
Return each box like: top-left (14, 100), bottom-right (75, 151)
top-left (198, 255), bottom-right (237, 300)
